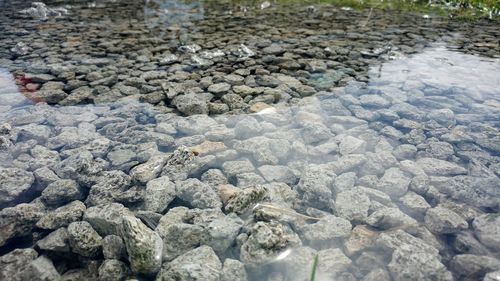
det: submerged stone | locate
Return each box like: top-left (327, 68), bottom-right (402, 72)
top-left (156, 246), bottom-right (222, 281)
top-left (121, 215), bottom-right (163, 275)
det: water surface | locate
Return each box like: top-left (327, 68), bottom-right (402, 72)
top-left (0, 1), bottom-right (499, 281)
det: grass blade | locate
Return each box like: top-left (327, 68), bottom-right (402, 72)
top-left (310, 254), bottom-right (319, 281)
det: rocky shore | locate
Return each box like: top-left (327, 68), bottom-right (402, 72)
top-left (0, 1), bottom-right (499, 281)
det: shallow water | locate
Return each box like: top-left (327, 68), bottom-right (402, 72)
top-left (0, 1), bottom-right (499, 281)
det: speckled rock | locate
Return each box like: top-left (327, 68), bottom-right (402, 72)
top-left (156, 246), bottom-right (222, 281)
top-left (450, 254), bottom-right (500, 280)
top-left (36, 227), bottom-right (70, 253)
top-left (98, 259), bottom-right (131, 281)
top-left (121, 215), bottom-right (163, 275)
top-left (0, 167), bottom-right (34, 206)
top-left (301, 215), bottom-right (352, 243)
top-left (19, 256), bottom-right (61, 281)
top-left (36, 200), bottom-right (86, 230)
top-left (144, 176), bottom-right (176, 213)
top-left (83, 203), bottom-right (133, 236)
top-left (221, 259), bottom-right (248, 281)
top-left (0, 248), bottom-right (38, 281)
top-left (424, 207), bottom-right (468, 234)
top-left (0, 202), bottom-right (44, 247)
top-left (67, 221), bottom-right (102, 258)
top-left (176, 179), bottom-right (222, 209)
top-left (102, 235), bottom-right (126, 260)
top-left (156, 222), bottom-right (208, 262)
top-left (388, 248), bottom-right (453, 281)
top-left (334, 189), bottom-right (371, 222)
top-left (240, 221), bottom-right (301, 265)
top-left (416, 157), bottom-right (467, 176)
top-left (366, 207), bottom-right (418, 229)
top-left (472, 213), bottom-right (500, 252)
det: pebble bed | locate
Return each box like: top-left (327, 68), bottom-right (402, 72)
top-left (0, 1), bottom-right (499, 281)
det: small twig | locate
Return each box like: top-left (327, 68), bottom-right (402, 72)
top-left (205, 265), bottom-right (220, 274)
top-left (361, 8), bottom-right (374, 27)
top-left (253, 203), bottom-right (321, 221)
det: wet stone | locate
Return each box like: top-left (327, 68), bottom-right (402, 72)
top-left (258, 165), bottom-right (297, 186)
top-left (366, 207), bottom-right (418, 229)
top-left (98, 259), bottom-right (131, 281)
top-left (0, 248), bottom-right (38, 281)
top-left (83, 203), bottom-right (133, 236)
top-left (205, 213), bottom-right (243, 255)
top-left (359, 94), bottom-right (390, 108)
top-left (0, 167), bottom-right (34, 206)
top-left (393, 144), bottom-right (417, 160)
top-left (452, 232), bottom-right (491, 255)
top-left (296, 164), bottom-right (335, 209)
top-left (36, 227), bottom-right (70, 253)
top-left (0, 202), bottom-right (44, 247)
top-left (172, 94), bottom-right (209, 115)
top-left (472, 213), bottom-right (500, 252)
top-left (399, 191), bottom-right (430, 215)
top-left (362, 269), bottom-right (391, 281)
top-left (40, 179), bottom-right (82, 206)
top-left (484, 270), bottom-right (500, 281)
top-left (67, 221), bottom-right (102, 258)
top-left (222, 159), bottom-right (255, 178)
top-left (17, 124), bottom-right (52, 144)
top-left (121, 215), bottom-right (163, 275)
top-left (334, 189), bottom-right (371, 222)
top-left (201, 169), bottom-right (228, 187)
top-left (339, 135), bottom-right (366, 155)
top-left (223, 185), bottom-right (267, 214)
top-left (240, 221), bottom-right (301, 265)
top-left (19, 256), bottom-right (61, 281)
top-left (376, 167), bottom-right (410, 198)
top-left (426, 141), bottom-right (454, 159)
top-left (36, 200), bottom-right (86, 230)
top-left (102, 235), bottom-right (126, 260)
top-left (144, 176), bottom-right (176, 213)
top-left (344, 225), bottom-right (378, 257)
top-left (388, 247), bottom-right (453, 281)
top-left (317, 248), bottom-right (352, 278)
top-left (156, 246), bottom-right (222, 281)
top-left (301, 215), bottom-right (352, 243)
top-left (450, 254), bottom-right (500, 280)
top-left (129, 154), bottom-right (167, 184)
top-left (208, 83), bottom-right (231, 94)
top-left (416, 157), bottom-right (467, 176)
top-left (156, 221), bottom-right (208, 262)
top-left (424, 206), bottom-right (468, 234)
top-left (221, 259), bottom-right (248, 281)
top-left (176, 178), bottom-right (222, 209)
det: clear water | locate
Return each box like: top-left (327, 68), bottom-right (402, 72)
top-left (0, 1), bottom-right (499, 281)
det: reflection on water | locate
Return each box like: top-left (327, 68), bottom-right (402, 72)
top-left (143, 0), bottom-right (204, 43)
top-left (370, 46), bottom-right (500, 104)
top-left (0, 68), bottom-right (32, 110)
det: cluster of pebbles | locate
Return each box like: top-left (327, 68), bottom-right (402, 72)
top-left (0, 1), bottom-right (499, 281)
top-left (0, 0), bottom-right (499, 114)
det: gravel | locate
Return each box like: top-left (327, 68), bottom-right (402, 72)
top-left (0, 1), bottom-right (498, 280)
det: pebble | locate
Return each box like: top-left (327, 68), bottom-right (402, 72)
top-left (424, 206), bottom-right (468, 234)
top-left (67, 221), bottom-right (102, 258)
top-left (121, 215), bottom-right (163, 275)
